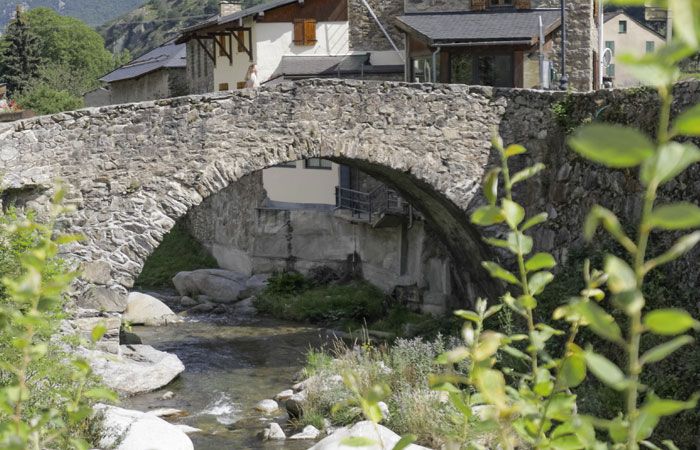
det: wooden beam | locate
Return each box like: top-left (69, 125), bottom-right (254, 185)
top-left (230, 29), bottom-right (253, 61)
top-left (195, 37), bottom-right (216, 64)
top-left (210, 33), bottom-right (233, 65)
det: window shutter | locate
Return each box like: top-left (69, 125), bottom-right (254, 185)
top-left (293, 19), bottom-right (304, 45)
top-left (237, 30), bottom-right (245, 52)
top-left (304, 19), bottom-right (317, 45)
top-left (217, 35), bottom-right (226, 57)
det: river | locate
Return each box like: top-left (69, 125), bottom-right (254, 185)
top-left (121, 299), bottom-right (330, 449)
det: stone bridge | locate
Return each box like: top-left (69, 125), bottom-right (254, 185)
top-left (0, 79), bottom-right (698, 311)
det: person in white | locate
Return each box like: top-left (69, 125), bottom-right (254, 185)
top-left (244, 63), bottom-right (260, 88)
top-left (0, 91), bottom-right (8, 111)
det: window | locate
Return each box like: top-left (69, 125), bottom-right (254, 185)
top-left (489, 0), bottom-right (513, 5)
top-left (646, 41), bottom-right (655, 53)
top-left (218, 83), bottom-right (229, 91)
top-left (605, 41), bottom-right (615, 55)
top-left (450, 53), bottom-right (514, 87)
top-left (304, 158), bottom-right (332, 170)
top-left (275, 161), bottom-right (297, 168)
top-left (236, 30), bottom-right (246, 53)
top-left (607, 63), bottom-right (615, 77)
top-left (411, 57), bottom-right (434, 82)
top-left (619, 20), bottom-right (627, 34)
top-left (293, 19), bottom-right (317, 46)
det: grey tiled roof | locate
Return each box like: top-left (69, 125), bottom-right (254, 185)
top-left (267, 54), bottom-right (403, 80)
top-left (395, 9), bottom-right (561, 44)
top-left (101, 41), bottom-right (185, 83)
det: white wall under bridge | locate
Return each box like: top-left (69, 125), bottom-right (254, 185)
top-left (263, 159), bottom-right (340, 205)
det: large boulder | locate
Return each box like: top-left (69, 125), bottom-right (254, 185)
top-left (172, 269), bottom-right (248, 303)
top-left (95, 404), bottom-right (193, 450)
top-left (241, 273), bottom-right (271, 298)
top-left (123, 292), bottom-right (181, 326)
top-left (309, 421), bottom-right (432, 450)
top-left (85, 345), bottom-right (185, 395)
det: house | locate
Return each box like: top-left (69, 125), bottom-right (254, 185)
top-left (395, 0), bottom-right (600, 91)
top-left (603, 10), bottom-right (666, 88)
top-left (175, 0), bottom-right (404, 93)
top-left (93, 41), bottom-right (188, 105)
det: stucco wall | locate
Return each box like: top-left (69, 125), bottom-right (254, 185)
top-left (603, 14), bottom-right (666, 88)
top-left (263, 160), bottom-right (340, 205)
top-left (109, 69), bottom-right (184, 104)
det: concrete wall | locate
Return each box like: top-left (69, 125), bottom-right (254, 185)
top-left (263, 160), bottom-right (340, 205)
top-left (186, 173), bottom-right (458, 314)
top-left (603, 13), bottom-right (666, 88)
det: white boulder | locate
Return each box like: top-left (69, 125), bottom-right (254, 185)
top-left (173, 269), bottom-right (248, 303)
top-left (95, 404), bottom-right (193, 450)
top-left (274, 389), bottom-right (294, 402)
top-left (146, 408), bottom-right (185, 418)
top-left (123, 292), bottom-right (181, 326)
top-left (309, 421), bottom-right (432, 450)
top-left (86, 345), bottom-right (185, 395)
top-left (255, 399), bottom-right (279, 414)
top-left (289, 425), bottom-right (320, 440)
top-left (266, 422), bottom-right (286, 440)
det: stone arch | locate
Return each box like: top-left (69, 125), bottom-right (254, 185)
top-left (0, 79), bottom-right (523, 311)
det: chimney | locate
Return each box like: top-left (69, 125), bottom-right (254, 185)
top-left (220, 1), bottom-right (242, 16)
top-left (514, 0), bottom-right (532, 9)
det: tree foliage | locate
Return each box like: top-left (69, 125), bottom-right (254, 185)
top-left (0, 9), bottom-right (41, 94)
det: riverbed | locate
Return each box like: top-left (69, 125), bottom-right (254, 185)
top-left (121, 300), bottom-right (330, 449)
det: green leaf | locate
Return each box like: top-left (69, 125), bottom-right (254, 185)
top-left (612, 290), bottom-right (645, 316)
top-left (641, 142), bottom-right (700, 185)
top-left (525, 253), bottom-right (556, 272)
top-left (575, 301), bottom-right (623, 343)
top-left (534, 367), bottom-right (554, 397)
top-left (501, 199), bottom-right (525, 228)
top-left (482, 261), bottom-right (519, 285)
top-left (568, 124), bottom-right (655, 168)
top-left (618, 53), bottom-right (680, 87)
top-left (560, 347), bottom-right (586, 389)
top-left (669, 0), bottom-right (698, 48)
top-left (341, 436), bottom-right (377, 447)
top-left (605, 255), bottom-right (637, 294)
top-left (648, 231), bottom-right (700, 268)
top-left (392, 435), bottom-right (418, 450)
top-left (528, 271), bottom-right (554, 295)
top-left (672, 104), bottom-right (700, 136)
top-left (510, 163), bottom-right (545, 187)
top-left (454, 310), bottom-right (480, 322)
top-left (546, 392), bottom-right (577, 422)
top-left (648, 203), bottom-right (700, 230)
top-left (635, 408), bottom-right (659, 441)
top-left (641, 392), bottom-right (699, 417)
top-left (471, 205), bottom-right (504, 226)
top-left (502, 345), bottom-right (531, 361)
top-left (644, 309), bottom-right (699, 335)
top-left (507, 231), bottom-right (533, 255)
top-left (483, 168), bottom-right (501, 206)
top-left (585, 351), bottom-right (628, 391)
top-left (521, 212), bottom-right (548, 232)
top-left (84, 387), bottom-right (118, 402)
top-left (641, 336), bottom-right (694, 365)
top-left (550, 434), bottom-right (585, 450)
top-left (91, 323), bottom-right (107, 343)
top-left (505, 144), bottom-right (527, 157)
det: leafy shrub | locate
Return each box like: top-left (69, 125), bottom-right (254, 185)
top-left (0, 189), bottom-right (115, 449)
top-left (264, 271), bottom-right (311, 296)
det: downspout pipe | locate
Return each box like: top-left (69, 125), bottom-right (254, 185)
top-left (432, 47), bottom-right (441, 83)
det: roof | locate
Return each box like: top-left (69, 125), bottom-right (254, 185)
top-left (266, 54), bottom-right (403, 81)
top-left (178, 0), bottom-right (299, 38)
top-left (603, 10), bottom-right (667, 40)
top-left (395, 9), bottom-right (561, 45)
top-left (100, 41), bottom-right (186, 83)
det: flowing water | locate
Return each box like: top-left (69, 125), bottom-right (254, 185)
top-left (121, 299), bottom-right (331, 449)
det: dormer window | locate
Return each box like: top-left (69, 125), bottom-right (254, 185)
top-left (490, 0), bottom-right (513, 6)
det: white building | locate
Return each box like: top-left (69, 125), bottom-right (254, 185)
top-left (603, 11), bottom-right (666, 87)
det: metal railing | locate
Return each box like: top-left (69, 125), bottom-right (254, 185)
top-left (335, 184), bottom-right (407, 223)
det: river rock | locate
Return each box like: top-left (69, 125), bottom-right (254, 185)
top-left (255, 399), bottom-right (279, 414)
top-left (147, 407), bottom-right (185, 418)
top-left (119, 329), bottom-right (143, 345)
top-left (86, 345), bottom-right (185, 395)
top-left (70, 313), bottom-right (121, 354)
top-left (95, 404), bottom-right (194, 450)
top-left (173, 269), bottom-right (248, 303)
top-left (285, 391), bottom-right (307, 419)
top-left (161, 391), bottom-right (175, 400)
top-left (265, 422), bottom-right (286, 440)
top-left (241, 273), bottom-right (271, 297)
top-left (180, 296), bottom-right (197, 307)
top-left (123, 292), bottom-right (181, 326)
top-left (289, 425), bottom-right (320, 440)
top-left (176, 424), bottom-right (202, 434)
top-left (274, 389), bottom-right (294, 402)
top-left (308, 421), bottom-right (432, 450)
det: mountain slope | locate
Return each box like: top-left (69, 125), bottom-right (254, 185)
top-left (0, 0), bottom-right (145, 28)
top-left (99, 0), bottom-right (266, 58)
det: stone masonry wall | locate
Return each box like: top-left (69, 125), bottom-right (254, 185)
top-left (349, 0), bottom-right (405, 52)
top-left (0, 79), bottom-right (698, 313)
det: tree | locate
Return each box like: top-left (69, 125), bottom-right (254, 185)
top-left (0, 7), bottom-right (41, 95)
top-left (14, 83), bottom-right (83, 115)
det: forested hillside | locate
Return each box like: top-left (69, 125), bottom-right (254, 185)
top-left (99, 0), bottom-right (266, 57)
top-left (0, 0), bottom-right (144, 28)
